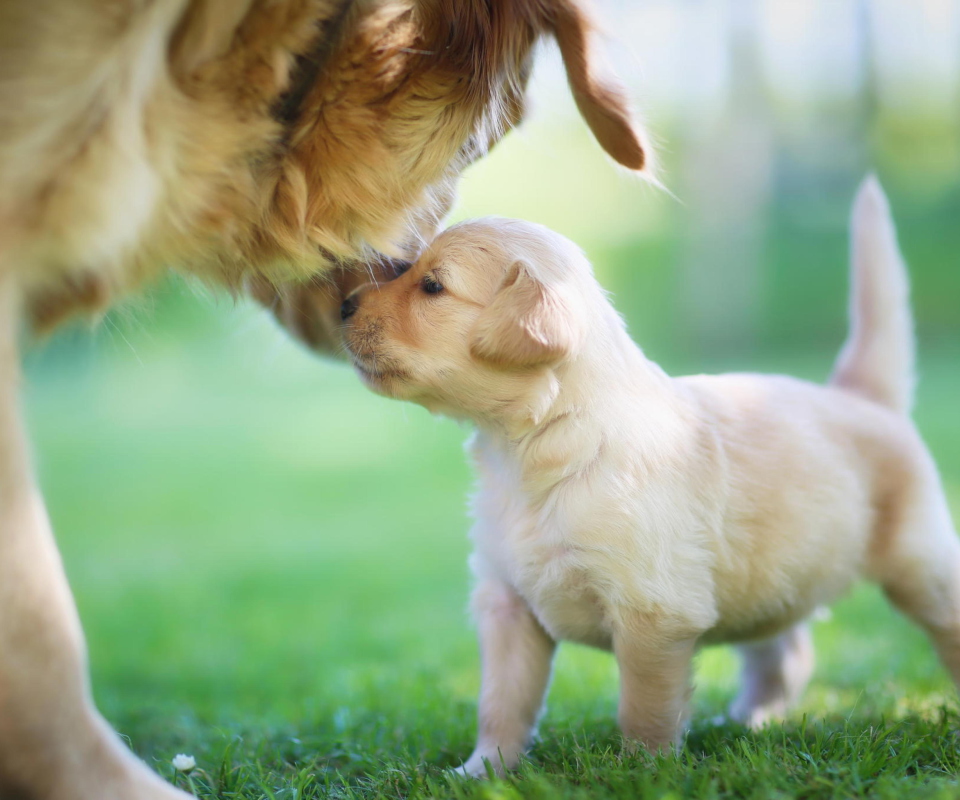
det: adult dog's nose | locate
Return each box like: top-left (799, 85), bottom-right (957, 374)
top-left (340, 295), bottom-right (359, 321)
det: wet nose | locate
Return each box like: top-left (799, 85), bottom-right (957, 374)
top-left (340, 294), bottom-right (359, 321)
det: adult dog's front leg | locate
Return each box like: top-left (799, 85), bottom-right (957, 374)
top-left (613, 616), bottom-right (697, 754)
top-left (0, 279), bottom-right (189, 799)
top-left (459, 579), bottom-right (556, 778)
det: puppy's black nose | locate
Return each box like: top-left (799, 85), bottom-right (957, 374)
top-left (340, 295), bottom-right (359, 321)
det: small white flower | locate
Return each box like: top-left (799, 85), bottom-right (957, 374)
top-left (812, 606), bottom-right (833, 623)
top-left (172, 754), bottom-right (196, 772)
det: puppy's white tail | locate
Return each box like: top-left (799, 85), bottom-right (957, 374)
top-left (830, 177), bottom-right (915, 415)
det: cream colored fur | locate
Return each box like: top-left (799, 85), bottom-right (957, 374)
top-left (339, 178), bottom-right (960, 776)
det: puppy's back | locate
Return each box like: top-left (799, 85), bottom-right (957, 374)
top-left (680, 372), bottom-right (930, 638)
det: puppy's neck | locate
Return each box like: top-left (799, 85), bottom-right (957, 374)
top-left (475, 312), bottom-right (680, 493)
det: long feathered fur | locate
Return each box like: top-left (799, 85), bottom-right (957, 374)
top-left (0, 0), bottom-right (649, 335)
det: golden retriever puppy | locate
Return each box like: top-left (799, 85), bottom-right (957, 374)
top-left (337, 178), bottom-right (960, 776)
top-left (0, 1), bottom-right (649, 797)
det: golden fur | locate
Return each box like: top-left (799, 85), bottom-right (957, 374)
top-left (1, 0), bottom-right (648, 333)
top-left (0, 1), bottom-right (649, 797)
top-left (334, 179), bottom-right (960, 776)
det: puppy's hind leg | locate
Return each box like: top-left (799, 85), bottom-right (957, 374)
top-left (0, 278), bottom-right (190, 800)
top-left (728, 623), bottom-right (815, 728)
top-left (874, 473), bottom-right (960, 689)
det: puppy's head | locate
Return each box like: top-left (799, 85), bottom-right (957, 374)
top-left (340, 219), bottom-right (592, 420)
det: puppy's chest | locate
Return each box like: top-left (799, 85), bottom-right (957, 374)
top-left (472, 488), bottom-right (612, 649)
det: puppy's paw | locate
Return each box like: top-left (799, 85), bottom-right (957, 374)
top-left (728, 697), bottom-right (788, 730)
top-left (453, 750), bottom-right (518, 779)
top-left (448, 764), bottom-right (478, 780)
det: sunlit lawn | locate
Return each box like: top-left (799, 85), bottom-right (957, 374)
top-left (21, 89), bottom-right (960, 796)
top-left (22, 282), bottom-right (960, 798)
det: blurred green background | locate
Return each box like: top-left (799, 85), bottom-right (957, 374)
top-left (20, 0), bottom-right (960, 783)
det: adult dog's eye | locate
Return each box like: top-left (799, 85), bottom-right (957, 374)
top-left (421, 275), bottom-right (444, 295)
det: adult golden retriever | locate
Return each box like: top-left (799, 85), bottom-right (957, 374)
top-left (0, 0), bottom-right (647, 797)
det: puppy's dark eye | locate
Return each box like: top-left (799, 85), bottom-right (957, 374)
top-left (421, 275), bottom-right (444, 295)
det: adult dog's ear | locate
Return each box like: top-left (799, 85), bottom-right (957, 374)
top-left (470, 261), bottom-right (581, 369)
top-left (547, 0), bottom-right (649, 171)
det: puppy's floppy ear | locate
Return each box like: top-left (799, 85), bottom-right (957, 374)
top-left (470, 260), bottom-right (580, 369)
top-left (547, 0), bottom-right (649, 171)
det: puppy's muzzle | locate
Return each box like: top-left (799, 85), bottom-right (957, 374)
top-left (340, 257), bottom-right (410, 322)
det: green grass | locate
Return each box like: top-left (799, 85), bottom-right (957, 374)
top-left (21, 285), bottom-right (960, 799)
top-left (19, 105), bottom-right (960, 797)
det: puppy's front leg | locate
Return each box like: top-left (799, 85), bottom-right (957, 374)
top-left (459, 579), bottom-right (556, 778)
top-left (613, 617), bottom-right (697, 754)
